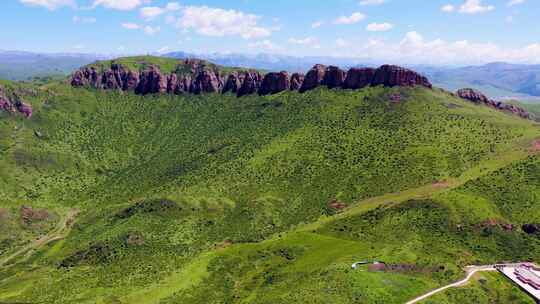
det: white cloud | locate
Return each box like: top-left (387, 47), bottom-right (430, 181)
top-left (121, 22), bottom-right (140, 29)
top-left (441, 4), bottom-right (455, 12)
top-left (336, 38), bottom-right (350, 48)
top-left (140, 2), bottom-right (181, 19)
top-left (339, 31), bottom-right (540, 65)
top-left (334, 12), bottom-right (366, 25)
top-left (73, 16), bottom-right (97, 24)
top-left (508, 0), bottom-right (525, 6)
top-left (247, 40), bottom-right (282, 52)
top-left (140, 6), bottom-right (164, 19)
top-left (176, 6), bottom-right (272, 39)
top-left (459, 0), bottom-right (495, 14)
top-left (359, 0), bottom-right (385, 5)
top-left (19, 0), bottom-right (75, 10)
top-left (366, 22), bottom-right (393, 32)
top-left (311, 21), bottom-right (324, 29)
top-left (72, 43), bottom-right (85, 50)
top-left (288, 37), bottom-right (316, 45)
top-left (165, 2), bottom-right (181, 11)
top-left (92, 0), bottom-right (144, 11)
top-left (143, 25), bottom-right (160, 35)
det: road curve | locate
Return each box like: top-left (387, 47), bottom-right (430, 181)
top-left (405, 266), bottom-right (496, 304)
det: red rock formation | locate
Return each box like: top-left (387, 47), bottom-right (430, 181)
top-left (299, 64), bottom-right (326, 93)
top-left (259, 71), bottom-right (290, 95)
top-left (0, 85), bottom-right (14, 113)
top-left (290, 73), bottom-right (304, 91)
top-left (0, 85), bottom-right (32, 118)
top-left (223, 72), bottom-right (244, 94)
top-left (136, 66), bottom-right (167, 95)
top-left (70, 61), bottom-right (439, 100)
top-left (372, 65), bottom-right (432, 88)
top-left (19, 205), bottom-right (50, 226)
top-left (237, 71), bottom-right (263, 97)
top-left (457, 88), bottom-right (529, 119)
top-left (191, 70), bottom-right (223, 94)
top-left (343, 68), bottom-right (375, 89)
top-left (322, 66), bottom-right (346, 89)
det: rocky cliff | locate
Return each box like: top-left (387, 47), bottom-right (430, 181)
top-left (71, 60), bottom-right (433, 98)
top-left (457, 88), bottom-right (529, 119)
top-left (0, 85), bottom-right (32, 118)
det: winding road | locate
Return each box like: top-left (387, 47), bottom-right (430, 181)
top-left (406, 265), bottom-right (497, 304)
top-left (0, 209), bottom-right (78, 268)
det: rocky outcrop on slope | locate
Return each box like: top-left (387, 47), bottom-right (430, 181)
top-left (0, 85), bottom-right (32, 118)
top-left (299, 64), bottom-right (327, 93)
top-left (259, 71), bottom-right (290, 96)
top-left (457, 88), bottom-right (529, 119)
top-left (343, 68), bottom-right (376, 89)
top-left (372, 65), bottom-right (432, 88)
top-left (71, 60), bottom-right (434, 99)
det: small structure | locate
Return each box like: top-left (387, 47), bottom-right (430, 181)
top-left (498, 263), bottom-right (540, 303)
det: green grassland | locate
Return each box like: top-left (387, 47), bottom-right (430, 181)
top-left (1, 68), bottom-right (540, 304)
top-left (86, 55), bottom-right (256, 75)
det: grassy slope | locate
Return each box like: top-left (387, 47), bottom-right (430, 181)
top-left (0, 78), bottom-right (539, 303)
top-left (86, 55), bottom-right (254, 75)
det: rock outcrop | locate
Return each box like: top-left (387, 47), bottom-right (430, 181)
top-left (457, 88), bottom-right (529, 119)
top-left (135, 66), bottom-right (167, 95)
top-left (343, 68), bottom-right (376, 89)
top-left (237, 71), bottom-right (263, 97)
top-left (0, 85), bottom-right (32, 118)
top-left (223, 72), bottom-right (244, 94)
top-left (70, 60), bottom-right (435, 99)
top-left (191, 70), bottom-right (223, 94)
top-left (290, 73), bottom-right (305, 91)
top-left (259, 71), bottom-right (290, 96)
top-left (372, 65), bottom-right (432, 88)
top-left (322, 66), bottom-right (346, 89)
top-left (299, 64), bottom-right (327, 93)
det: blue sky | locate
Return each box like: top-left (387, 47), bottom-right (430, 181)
top-left (2, 0), bottom-right (540, 65)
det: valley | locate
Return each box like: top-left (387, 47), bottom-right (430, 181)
top-left (1, 56), bottom-right (540, 303)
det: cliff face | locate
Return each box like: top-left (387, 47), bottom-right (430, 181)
top-left (0, 85), bottom-right (32, 118)
top-left (457, 88), bottom-right (529, 119)
top-left (71, 60), bottom-right (433, 98)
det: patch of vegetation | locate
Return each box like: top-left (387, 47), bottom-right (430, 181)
top-left (0, 77), bottom-right (539, 303)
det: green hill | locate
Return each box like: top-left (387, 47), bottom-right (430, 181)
top-left (0, 67), bottom-right (539, 303)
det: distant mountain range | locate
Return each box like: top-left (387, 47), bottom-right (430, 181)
top-left (1, 50), bottom-right (540, 100)
top-left (0, 50), bottom-right (109, 81)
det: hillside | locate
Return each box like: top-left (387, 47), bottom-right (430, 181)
top-left (418, 63), bottom-right (540, 99)
top-left (0, 50), bottom-right (106, 81)
top-left (0, 57), bottom-right (540, 303)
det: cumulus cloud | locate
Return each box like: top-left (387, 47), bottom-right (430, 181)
top-left (341, 31), bottom-right (540, 65)
top-left (288, 37), bottom-right (316, 45)
top-left (176, 6), bottom-right (272, 39)
top-left (359, 0), bottom-right (385, 5)
top-left (19, 0), bottom-right (75, 10)
top-left (334, 12), bottom-right (366, 25)
top-left (441, 4), bottom-right (455, 12)
top-left (73, 15), bottom-right (97, 24)
top-left (121, 22), bottom-right (140, 29)
top-left (366, 22), bottom-right (393, 32)
top-left (140, 2), bottom-right (181, 19)
top-left (93, 0), bottom-right (145, 11)
top-left (143, 25), bottom-right (160, 35)
top-left (311, 21), bottom-right (324, 29)
top-left (459, 0), bottom-right (495, 14)
top-left (336, 38), bottom-right (350, 48)
top-left (508, 0), bottom-right (525, 6)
